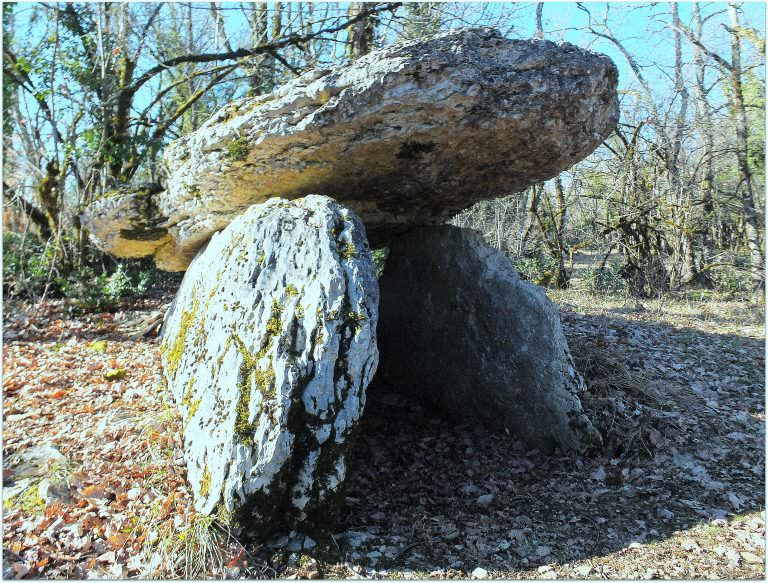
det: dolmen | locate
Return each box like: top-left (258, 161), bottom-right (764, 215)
top-left (82, 28), bottom-right (618, 538)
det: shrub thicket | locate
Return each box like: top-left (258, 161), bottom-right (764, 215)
top-left (3, 232), bottom-right (170, 312)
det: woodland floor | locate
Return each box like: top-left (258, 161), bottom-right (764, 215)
top-left (2, 288), bottom-right (765, 579)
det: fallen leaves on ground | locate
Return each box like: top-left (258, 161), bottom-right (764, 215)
top-left (3, 297), bottom-right (193, 579)
top-left (2, 291), bottom-right (765, 579)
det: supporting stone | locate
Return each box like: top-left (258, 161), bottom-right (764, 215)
top-left (160, 195), bottom-right (379, 537)
top-left (376, 225), bottom-right (600, 453)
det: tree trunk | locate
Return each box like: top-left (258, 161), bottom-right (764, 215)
top-left (693, 3), bottom-right (717, 266)
top-left (347, 2), bottom-right (376, 59)
top-left (535, 3), bottom-right (544, 39)
top-left (670, 3), bottom-right (698, 286)
top-left (728, 2), bottom-right (764, 294)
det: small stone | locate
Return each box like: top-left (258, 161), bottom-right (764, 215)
top-left (681, 540), bottom-right (700, 552)
top-left (303, 537), bottom-right (317, 551)
top-left (369, 511), bottom-right (386, 521)
top-left (380, 546), bottom-right (396, 559)
top-left (6, 445), bottom-right (65, 480)
top-left (225, 567), bottom-right (241, 578)
top-left (37, 477), bottom-right (70, 504)
top-left (343, 531), bottom-right (370, 548)
top-left (574, 565), bottom-right (592, 577)
top-left (267, 535), bottom-right (289, 550)
top-left (461, 484), bottom-right (480, 496)
top-left (656, 508), bottom-right (673, 519)
top-left (726, 548), bottom-right (741, 565)
top-left (741, 552), bottom-right (764, 565)
top-left (443, 529), bottom-right (461, 541)
top-left (535, 545), bottom-right (552, 558)
top-left (472, 567), bottom-right (489, 579)
top-left (713, 545), bottom-right (727, 557)
top-left (590, 466), bottom-right (606, 481)
top-left (537, 565), bottom-right (553, 574)
top-left (509, 529), bottom-right (525, 541)
top-left (476, 494), bottom-right (493, 508)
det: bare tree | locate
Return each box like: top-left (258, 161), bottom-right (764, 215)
top-left (673, 2), bottom-right (765, 293)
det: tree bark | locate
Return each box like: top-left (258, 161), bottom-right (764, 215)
top-left (347, 2), bottom-right (376, 59)
top-left (728, 2), bottom-right (764, 294)
top-left (693, 2), bottom-right (717, 264)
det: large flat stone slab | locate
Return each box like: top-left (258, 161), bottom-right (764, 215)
top-left (83, 27), bottom-right (618, 270)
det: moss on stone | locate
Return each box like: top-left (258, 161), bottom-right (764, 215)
top-left (346, 311), bottom-right (368, 336)
top-left (181, 379), bottom-right (202, 432)
top-left (187, 398), bottom-right (202, 420)
top-left (219, 94), bottom-right (278, 123)
top-left (187, 185), bottom-right (202, 199)
top-left (200, 466), bottom-right (212, 498)
top-left (225, 136), bottom-right (250, 162)
top-left (4, 485), bottom-right (46, 516)
top-left (118, 226), bottom-right (168, 242)
top-left (331, 220), bottom-right (344, 241)
top-left (255, 361), bottom-right (277, 402)
top-left (234, 397), bottom-right (252, 442)
top-left (338, 242), bottom-right (357, 260)
top-left (231, 299), bottom-right (284, 447)
top-left (182, 378), bottom-right (197, 405)
top-left (265, 299), bottom-right (282, 337)
top-left (102, 187), bottom-right (152, 200)
top-left (162, 298), bottom-right (200, 379)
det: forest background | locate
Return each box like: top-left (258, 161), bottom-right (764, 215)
top-left (2, 1), bottom-right (765, 305)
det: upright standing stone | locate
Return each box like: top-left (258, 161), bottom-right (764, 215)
top-left (377, 225), bottom-right (600, 453)
top-left (160, 195), bottom-right (379, 536)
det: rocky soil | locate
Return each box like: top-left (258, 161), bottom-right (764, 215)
top-left (3, 290), bottom-right (765, 579)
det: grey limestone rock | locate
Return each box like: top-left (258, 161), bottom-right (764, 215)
top-left (160, 195), bottom-right (379, 535)
top-left (80, 183), bottom-right (169, 260)
top-left (376, 225), bottom-right (600, 453)
top-left (83, 27), bottom-right (618, 270)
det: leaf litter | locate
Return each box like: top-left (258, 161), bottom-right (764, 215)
top-left (2, 291), bottom-right (765, 579)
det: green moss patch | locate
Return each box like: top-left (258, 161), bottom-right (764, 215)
top-left (231, 299), bottom-right (283, 446)
top-left (162, 298), bottom-right (200, 379)
top-left (225, 137), bottom-right (250, 162)
top-left (199, 466), bottom-right (212, 498)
